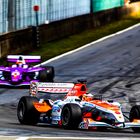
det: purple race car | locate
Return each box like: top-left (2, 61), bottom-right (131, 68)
top-left (0, 55), bottom-right (55, 86)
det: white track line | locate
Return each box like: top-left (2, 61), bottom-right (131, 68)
top-left (15, 137), bottom-right (140, 140)
top-left (16, 137), bottom-right (29, 140)
top-left (37, 23), bottom-right (140, 66)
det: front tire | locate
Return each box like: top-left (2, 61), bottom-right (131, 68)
top-left (129, 105), bottom-right (140, 133)
top-left (3, 71), bottom-right (11, 80)
top-left (17, 96), bottom-right (40, 125)
top-left (61, 103), bottom-right (82, 129)
top-left (39, 66), bottom-right (55, 82)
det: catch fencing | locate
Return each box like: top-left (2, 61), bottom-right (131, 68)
top-left (0, 0), bottom-right (8, 33)
top-left (0, 0), bottom-right (124, 33)
top-left (0, 0), bottom-right (125, 34)
top-left (0, 0), bottom-right (90, 33)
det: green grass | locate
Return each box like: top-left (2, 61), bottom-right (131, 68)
top-left (30, 16), bottom-right (140, 62)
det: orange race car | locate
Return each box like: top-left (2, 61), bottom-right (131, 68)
top-left (17, 80), bottom-right (140, 132)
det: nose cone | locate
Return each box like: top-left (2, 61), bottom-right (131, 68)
top-left (11, 71), bottom-right (21, 82)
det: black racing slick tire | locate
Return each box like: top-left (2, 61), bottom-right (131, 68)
top-left (129, 105), bottom-right (140, 133)
top-left (61, 103), bottom-right (82, 129)
top-left (39, 66), bottom-right (55, 82)
top-left (17, 96), bottom-right (40, 125)
top-left (3, 71), bottom-right (11, 80)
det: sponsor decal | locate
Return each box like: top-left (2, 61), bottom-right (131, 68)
top-left (52, 120), bottom-right (59, 124)
top-left (38, 83), bottom-right (74, 88)
top-left (38, 87), bottom-right (70, 93)
top-left (79, 120), bottom-right (89, 129)
top-left (52, 106), bottom-right (61, 112)
top-left (82, 102), bottom-right (95, 107)
top-left (52, 116), bottom-right (60, 120)
top-left (30, 82), bottom-right (37, 95)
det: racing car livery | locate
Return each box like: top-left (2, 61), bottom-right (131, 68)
top-left (17, 80), bottom-right (140, 132)
top-left (0, 55), bottom-right (55, 86)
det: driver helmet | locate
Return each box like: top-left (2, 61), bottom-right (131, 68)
top-left (16, 56), bottom-right (25, 66)
top-left (82, 93), bottom-right (93, 101)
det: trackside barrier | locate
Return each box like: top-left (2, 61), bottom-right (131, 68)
top-left (0, 4), bottom-right (138, 58)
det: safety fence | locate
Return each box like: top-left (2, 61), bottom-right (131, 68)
top-left (0, 0), bottom-right (8, 33)
top-left (0, 0), bottom-right (125, 34)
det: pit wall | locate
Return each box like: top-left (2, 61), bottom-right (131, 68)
top-left (0, 3), bottom-right (140, 58)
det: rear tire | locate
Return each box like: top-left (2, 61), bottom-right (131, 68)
top-left (17, 96), bottom-right (40, 125)
top-left (39, 66), bottom-right (55, 82)
top-left (61, 103), bottom-right (82, 129)
top-left (129, 105), bottom-right (140, 133)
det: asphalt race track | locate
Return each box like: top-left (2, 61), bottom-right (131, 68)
top-left (1, 24), bottom-right (140, 138)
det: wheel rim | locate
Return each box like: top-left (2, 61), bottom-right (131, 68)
top-left (62, 107), bottom-right (70, 125)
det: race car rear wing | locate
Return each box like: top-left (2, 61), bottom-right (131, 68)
top-left (30, 81), bottom-right (75, 96)
top-left (7, 55), bottom-right (41, 63)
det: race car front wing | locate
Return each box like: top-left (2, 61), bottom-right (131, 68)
top-left (79, 118), bottom-right (140, 129)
